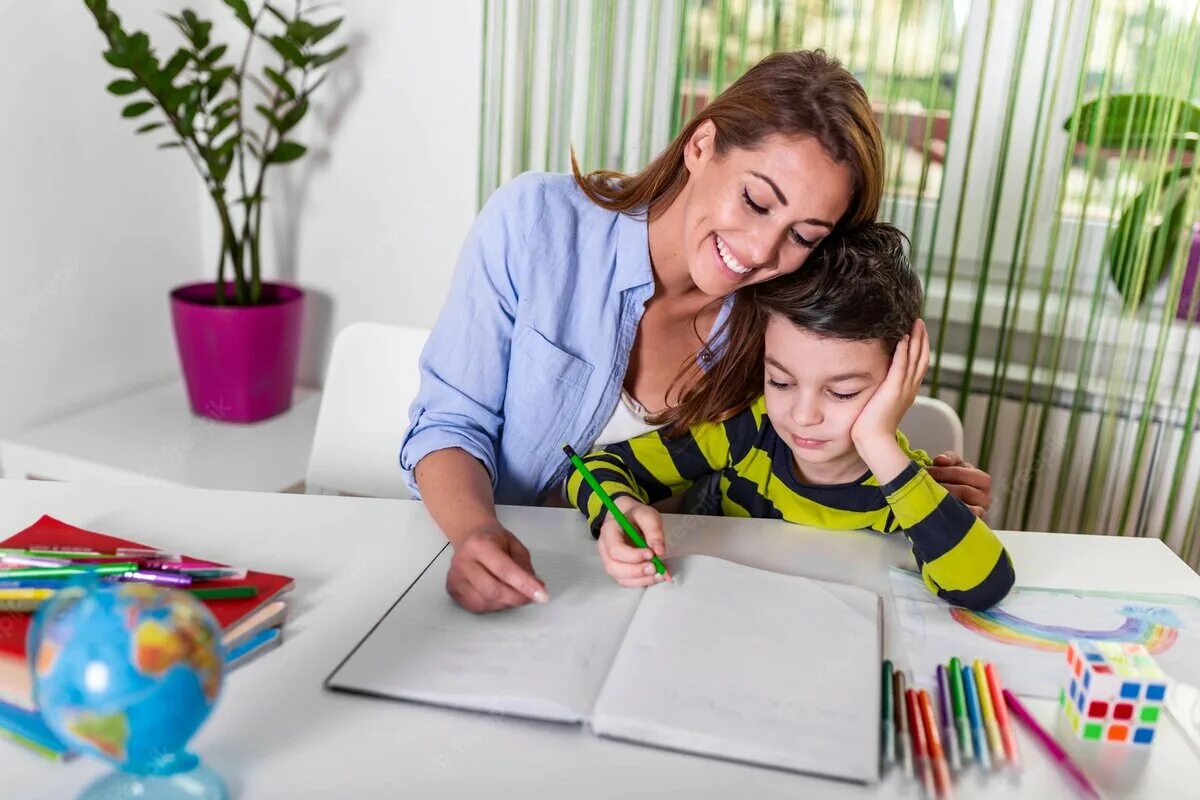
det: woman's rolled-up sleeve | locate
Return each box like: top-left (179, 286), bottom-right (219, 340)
top-left (399, 175), bottom-right (543, 498)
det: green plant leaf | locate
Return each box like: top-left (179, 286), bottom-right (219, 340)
top-left (263, 67), bottom-right (295, 98)
top-left (267, 141), bottom-right (307, 163)
top-left (278, 98), bottom-right (309, 132)
top-left (204, 44), bottom-right (229, 65)
top-left (268, 35), bottom-right (306, 66)
top-left (263, 3), bottom-right (289, 25)
top-left (287, 19), bottom-right (316, 45)
top-left (121, 100), bottom-right (155, 118)
top-left (221, 0), bottom-right (254, 28)
top-left (1107, 167), bottom-right (1198, 308)
top-left (255, 103), bottom-right (283, 129)
top-left (310, 18), bottom-right (343, 44)
top-left (210, 114), bottom-right (237, 140)
top-left (211, 97), bottom-right (239, 117)
top-left (163, 49), bottom-right (191, 82)
top-left (135, 121), bottom-right (165, 134)
top-left (103, 49), bottom-right (130, 69)
top-left (309, 45), bottom-right (347, 69)
top-left (158, 141), bottom-right (184, 149)
top-left (106, 78), bottom-right (141, 96)
top-left (1066, 93), bottom-right (1200, 149)
top-left (207, 66), bottom-right (236, 90)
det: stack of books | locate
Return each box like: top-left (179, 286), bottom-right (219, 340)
top-left (0, 515), bottom-right (294, 760)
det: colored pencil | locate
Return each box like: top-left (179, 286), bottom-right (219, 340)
top-left (919, 689), bottom-right (954, 798)
top-left (562, 444), bottom-right (670, 578)
top-left (962, 665), bottom-right (991, 771)
top-left (894, 669), bottom-right (913, 779)
top-left (974, 659), bottom-right (1005, 765)
top-left (189, 585), bottom-right (257, 600)
top-left (1003, 689), bottom-right (1100, 799)
top-left (907, 688), bottom-right (935, 798)
top-left (985, 663), bottom-right (1021, 768)
top-left (882, 660), bottom-right (896, 769)
top-left (949, 656), bottom-right (971, 762)
top-left (936, 664), bottom-right (962, 772)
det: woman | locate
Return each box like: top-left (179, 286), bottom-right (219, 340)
top-left (402, 50), bottom-right (992, 613)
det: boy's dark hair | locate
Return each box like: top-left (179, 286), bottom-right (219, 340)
top-left (754, 222), bottom-right (922, 355)
top-left (652, 223), bottom-right (924, 436)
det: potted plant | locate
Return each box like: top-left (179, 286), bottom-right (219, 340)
top-left (82, 0), bottom-right (347, 422)
top-left (1065, 94), bottom-right (1200, 319)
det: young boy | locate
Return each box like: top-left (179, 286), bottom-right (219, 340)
top-left (567, 223), bottom-right (1014, 610)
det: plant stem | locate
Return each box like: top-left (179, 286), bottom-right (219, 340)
top-left (212, 189), bottom-right (248, 303)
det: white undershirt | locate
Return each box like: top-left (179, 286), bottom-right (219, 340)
top-left (591, 390), bottom-right (665, 448)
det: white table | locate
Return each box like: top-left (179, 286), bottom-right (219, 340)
top-left (0, 381), bottom-right (320, 493)
top-left (0, 479), bottom-right (1197, 799)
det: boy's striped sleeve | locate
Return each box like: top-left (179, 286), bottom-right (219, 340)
top-left (566, 415), bottom-right (738, 536)
top-left (881, 462), bottom-right (1015, 611)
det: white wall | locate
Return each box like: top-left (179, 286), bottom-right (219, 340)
top-left (0, 2), bottom-right (203, 434)
top-left (200, 0), bottom-right (484, 385)
top-left (0, 0), bottom-right (482, 442)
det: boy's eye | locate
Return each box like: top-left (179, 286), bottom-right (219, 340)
top-left (829, 390), bottom-right (862, 401)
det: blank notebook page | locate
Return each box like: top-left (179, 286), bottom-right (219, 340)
top-left (327, 547), bottom-right (643, 723)
top-left (590, 554), bottom-right (881, 782)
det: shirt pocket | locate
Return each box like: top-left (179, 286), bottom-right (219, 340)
top-left (505, 325), bottom-right (594, 458)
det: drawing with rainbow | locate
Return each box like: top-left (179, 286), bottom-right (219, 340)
top-left (949, 604), bottom-right (1180, 654)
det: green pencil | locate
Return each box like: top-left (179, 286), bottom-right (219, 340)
top-left (189, 586), bottom-right (257, 600)
top-left (562, 444), bottom-right (671, 579)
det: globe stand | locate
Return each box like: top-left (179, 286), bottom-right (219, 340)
top-left (80, 756), bottom-right (228, 800)
top-left (80, 764), bottom-right (228, 800)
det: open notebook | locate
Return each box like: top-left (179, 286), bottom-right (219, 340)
top-left (326, 547), bottom-right (882, 783)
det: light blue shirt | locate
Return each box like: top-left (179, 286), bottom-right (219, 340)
top-left (401, 172), bottom-right (729, 505)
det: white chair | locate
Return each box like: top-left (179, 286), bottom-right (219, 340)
top-left (305, 322), bottom-right (430, 499)
top-left (900, 395), bottom-right (964, 459)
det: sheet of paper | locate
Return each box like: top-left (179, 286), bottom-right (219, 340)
top-left (591, 555), bottom-right (881, 782)
top-left (890, 567), bottom-right (1200, 697)
top-left (327, 547), bottom-right (644, 723)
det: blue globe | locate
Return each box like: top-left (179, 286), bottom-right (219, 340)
top-left (29, 580), bottom-right (224, 776)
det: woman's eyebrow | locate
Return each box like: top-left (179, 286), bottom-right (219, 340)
top-left (748, 171), bottom-right (835, 230)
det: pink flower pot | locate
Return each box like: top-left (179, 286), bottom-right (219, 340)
top-left (169, 282), bottom-right (304, 423)
top-left (1175, 224), bottom-right (1200, 323)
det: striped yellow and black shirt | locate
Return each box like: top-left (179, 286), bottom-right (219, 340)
top-left (567, 395), bottom-right (1014, 610)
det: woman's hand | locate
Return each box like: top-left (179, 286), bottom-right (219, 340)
top-left (445, 524), bottom-right (548, 613)
top-left (597, 496), bottom-right (669, 588)
top-left (927, 452), bottom-right (992, 519)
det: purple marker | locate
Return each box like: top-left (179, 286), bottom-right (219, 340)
top-left (120, 570), bottom-right (193, 588)
top-left (936, 664), bottom-right (962, 772)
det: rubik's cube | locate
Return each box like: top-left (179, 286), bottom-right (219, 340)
top-left (1059, 640), bottom-right (1167, 745)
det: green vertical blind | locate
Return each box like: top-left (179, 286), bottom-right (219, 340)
top-left (480, 0), bottom-right (1200, 567)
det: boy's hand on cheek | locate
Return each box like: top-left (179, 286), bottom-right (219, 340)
top-left (851, 320), bottom-right (930, 482)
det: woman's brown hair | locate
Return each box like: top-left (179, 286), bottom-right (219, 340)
top-left (652, 223), bottom-right (923, 437)
top-left (572, 49), bottom-right (884, 227)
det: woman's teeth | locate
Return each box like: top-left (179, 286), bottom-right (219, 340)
top-left (716, 235), bottom-right (752, 275)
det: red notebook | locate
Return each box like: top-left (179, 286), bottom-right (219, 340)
top-left (0, 515), bottom-right (294, 709)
